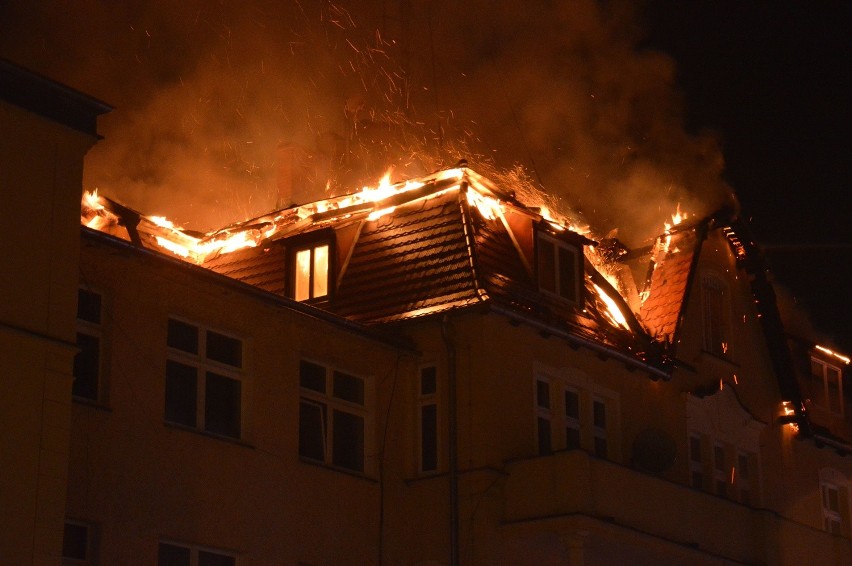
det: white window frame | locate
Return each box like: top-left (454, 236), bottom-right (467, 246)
top-left (299, 359), bottom-right (369, 473)
top-left (822, 482), bottom-right (843, 535)
top-left (158, 539), bottom-right (237, 565)
top-left (165, 318), bottom-right (244, 439)
top-left (811, 356), bottom-right (844, 416)
top-left (536, 232), bottom-right (581, 303)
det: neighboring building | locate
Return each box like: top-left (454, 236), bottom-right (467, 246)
top-left (0, 59), bottom-right (111, 565)
top-left (2, 61), bottom-right (851, 565)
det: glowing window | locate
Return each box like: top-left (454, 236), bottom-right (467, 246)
top-left (537, 233), bottom-right (580, 303)
top-left (293, 243), bottom-right (330, 302)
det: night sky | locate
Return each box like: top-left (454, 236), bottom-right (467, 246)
top-left (1, 1), bottom-right (849, 351)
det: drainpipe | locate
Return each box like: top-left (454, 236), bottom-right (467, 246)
top-left (442, 315), bottom-right (460, 566)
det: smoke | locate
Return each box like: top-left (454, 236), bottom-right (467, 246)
top-left (1, 0), bottom-right (732, 242)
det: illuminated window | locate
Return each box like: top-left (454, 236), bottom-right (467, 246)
top-left (299, 360), bottom-right (367, 473)
top-left (73, 288), bottom-right (102, 401)
top-left (62, 520), bottom-right (96, 565)
top-left (535, 378), bottom-right (552, 455)
top-left (165, 319), bottom-right (243, 439)
top-left (158, 541), bottom-right (236, 566)
top-left (811, 356), bottom-right (845, 416)
top-left (701, 274), bottom-right (729, 357)
top-left (537, 232), bottom-right (580, 303)
top-left (419, 366), bottom-right (438, 473)
top-left (292, 242), bottom-right (330, 302)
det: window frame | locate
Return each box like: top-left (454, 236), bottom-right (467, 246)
top-left (535, 377), bottom-right (552, 456)
top-left (418, 365), bottom-right (439, 474)
top-left (62, 519), bottom-right (96, 565)
top-left (158, 540), bottom-right (237, 566)
top-left (535, 230), bottom-right (582, 304)
top-left (165, 317), bottom-right (244, 440)
top-left (287, 232), bottom-right (334, 303)
top-left (73, 288), bottom-right (104, 403)
top-left (822, 482), bottom-right (843, 535)
top-left (298, 359), bottom-right (369, 474)
top-left (811, 356), bottom-right (845, 416)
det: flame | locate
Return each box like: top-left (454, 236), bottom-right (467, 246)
top-left (660, 204), bottom-right (689, 254)
top-left (466, 189), bottom-right (503, 220)
top-left (781, 401), bottom-right (799, 432)
top-left (593, 283), bottom-right (631, 331)
top-left (815, 345), bottom-right (851, 365)
top-left (81, 189), bottom-right (120, 231)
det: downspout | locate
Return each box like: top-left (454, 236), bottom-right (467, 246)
top-left (442, 315), bottom-right (460, 566)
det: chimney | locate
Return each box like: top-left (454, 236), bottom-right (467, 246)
top-left (276, 142), bottom-right (315, 208)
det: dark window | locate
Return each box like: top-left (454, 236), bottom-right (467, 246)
top-left (158, 542), bottom-right (235, 566)
top-left (206, 331), bottom-right (242, 368)
top-left (420, 366), bottom-right (437, 395)
top-left (165, 319), bottom-right (243, 439)
top-left (593, 436), bottom-right (608, 458)
top-left (701, 275), bottom-right (729, 356)
top-left (593, 400), bottom-right (606, 429)
top-left (77, 289), bottom-right (101, 324)
top-left (167, 319), bottom-right (198, 354)
top-left (165, 361), bottom-right (197, 427)
top-left (537, 416), bottom-right (552, 455)
top-left (62, 522), bottom-right (88, 560)
top-left (538, 239), bottom-right (556, 294)
top-left (158, 543), bottom-right (191, 566)
top-left (73, 333), bottom-right (100, 400)
top-left (205, 373), bottom-right (241, 438)
top-left (536, 380), bottom-right (550, 409)
top-left (565, 389), bottom-right (581, 449)
top-left (198, 550), bottom-right (236, 566)
top-left (299, 360), bottom-right (367, 473)
top-left (421, 404), bottom-right (438, 472)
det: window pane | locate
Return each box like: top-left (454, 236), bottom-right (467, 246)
top-left (690, 436), bottom-right (702, 463)
top-left (165, 361), bottom-right (197, 427)
top-left (295, 249), bottom-right (312, 301)
top-left (536, 380), bottom-right (550, 409)
top-left (566, 426), bottom-right (581, 450)
top-left (205, 373), bottom-right (241, 438)
top-left (811, 358), bottom-right (824, 379)
top-left (168, 319), bottom-right (198, 354)
top-left (158, 542), bottom-right (191, 566)
top-left (537, 417), bottom-right (551, 455)
top-left (332, 409), bottom-right (364, 472)
top-left (714, 445), bottom-right (725, 471)
top-left (313, 244), bottom-right (329, 298)
top-left (564, 390), bottom-right (579, 419)
top-left (77, 289), bottom-right (101, 323)
top-left (62, 522), bottom-right (88, 560)
top-left (73, 332), bottom-right (100, 400)
top-left (538, 239), bottom-right (556, 293)
top-left (594, 436), bottom-right (607, 458)
top-left (206, 331), bottom-right (242, 368)
top-left (299, 400), bottom-right (326, 461)
top-left (558, 246), bottom-right (577, 300)
top-left (692, 471), bottom-right (704, 490)
top-left (333, 371), bottom-right (364, 405)
top-left (420, 366), bottom-right (437, 396)
top-left (421, 403), bottom-right (438, 472)
top-left (300, 361), bottom-right (326, 392)
top-left (199, 550), bottom-right (237, 566)
top-left (593, 400), bottom-right (606, 428)
top-left (737, 453), bottom-right (749, 479)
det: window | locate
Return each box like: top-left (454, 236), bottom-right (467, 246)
top-left (811, 356), bottom-right (844, 415)
top-left (564, 388), bottom-right (581, 450)
top-left (537, 232), bottom-right (580, 303)
top-left (291, 242), bottom-right (330, 302)
top-left (736, 452), bottom-right (752, 504)
top-left (714, 443), bottom-right (728, 497)
top-left (701, 274), bottom-right (729, 357)
top-left (73, 289), bottom-right (102, 401)
top-left (535, 378), bottom-right (552, 455)
top-left (62, 521), bottom-right (95, 564)
top-left (299, 360), bottom-right (367, 473)
top-left (689, 435), bottom-right (704, 490)
top-left (419, 366), bottom-right (438, 473)
top-left (592, 398), bottom-right (608, 458)
top-left (822, 483), bottom-right (842, 535)
top-left (165, 319), bottom-right (243, 439)
top-left (158, 541), bottom-right (236, 566)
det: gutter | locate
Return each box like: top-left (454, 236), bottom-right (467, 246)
top-left (488, 303), bottom-right (671, 381)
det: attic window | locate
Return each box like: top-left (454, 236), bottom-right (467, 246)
top-left (291, 241), bottom-right (330, 302)
top-left (811, 356), bottom-right (844, 416)
top-left (537, 232), bottom-right (580, 303)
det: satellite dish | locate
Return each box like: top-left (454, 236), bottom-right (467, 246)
top-left (631, 428), bottom-right (677, 474)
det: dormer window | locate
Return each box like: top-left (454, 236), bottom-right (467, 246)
top-left (537, 231), bottom-right (581, 303)
top-left (811, 356), bottom-right (844, 416)
top-left (290, 240), bottom-right (331, 302)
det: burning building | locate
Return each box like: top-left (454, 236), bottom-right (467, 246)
top-left (4, 60), bottom-right (852, 565)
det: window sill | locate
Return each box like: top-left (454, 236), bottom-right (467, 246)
top-left (164, 421), bottom-right (254, 448)
top-left (71, 396), bottom-right (112, 412)
top-left (298, 456), bottom-right (375, 482)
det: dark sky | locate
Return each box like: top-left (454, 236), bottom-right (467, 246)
top-left (1, 1), bottom-right (848, 351)
top-left (641, 1), bottom-right (852, 352)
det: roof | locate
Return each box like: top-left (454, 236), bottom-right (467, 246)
top-left (0, 58), bottom-right (112, 136)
